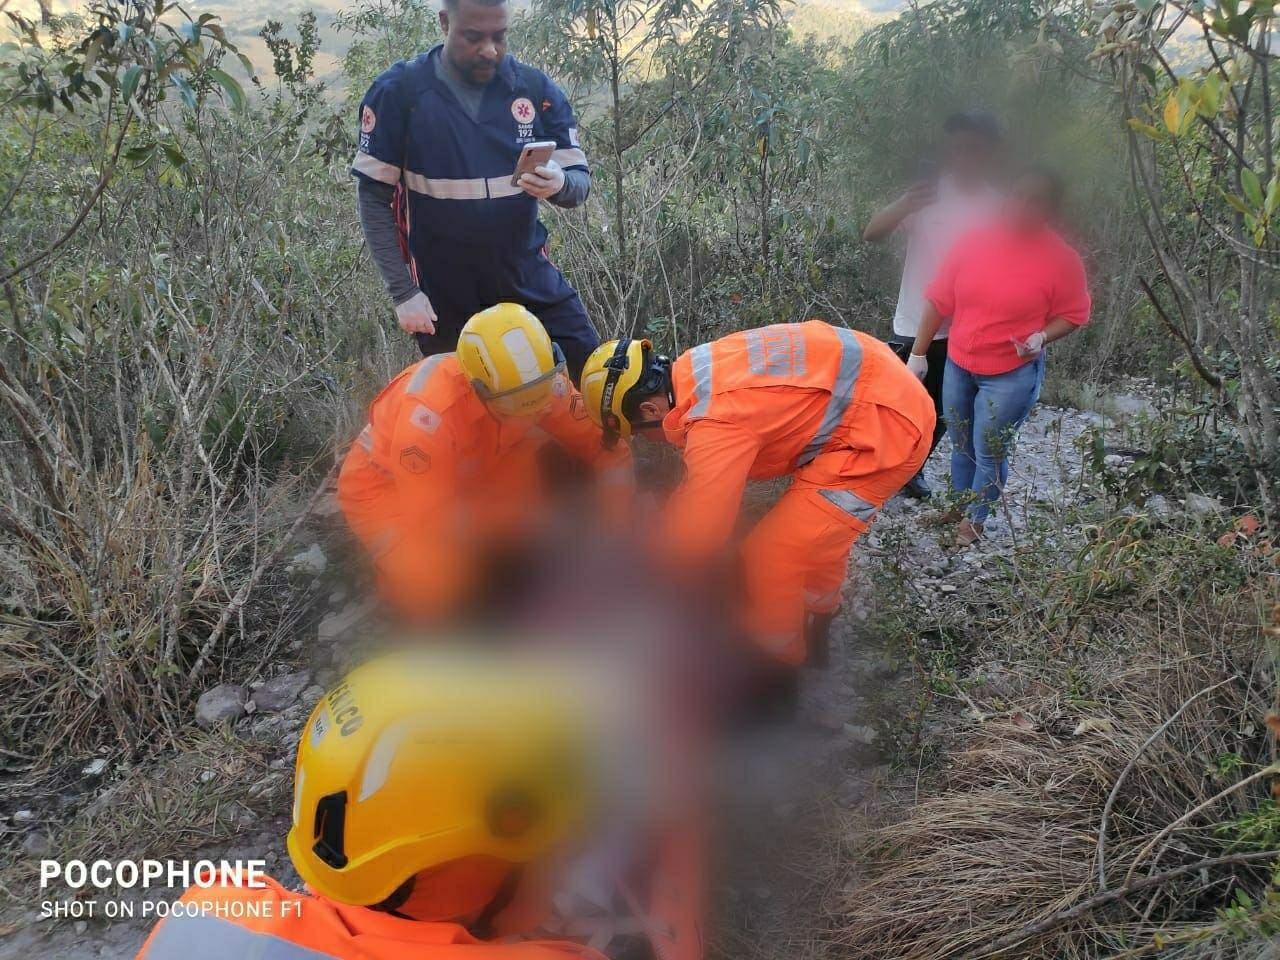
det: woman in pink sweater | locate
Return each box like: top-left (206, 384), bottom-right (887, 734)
top-left (907, 167), bottom-right (1091, 545)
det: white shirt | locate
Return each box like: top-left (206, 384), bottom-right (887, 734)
top-left (892, 176), bottom-right (1004, 339)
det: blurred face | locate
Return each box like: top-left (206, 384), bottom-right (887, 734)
top-left (483, 373), bottom-right (564, 432)
top-left (1006, 173), bottom-right (1059, 231)
top-left (440, 0), bottom-right (509, 85)
top-left (944, 128), bottom-right (998, 183)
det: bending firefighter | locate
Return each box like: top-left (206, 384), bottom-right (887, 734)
top-left (137, 653), bottom-right (614, 959)
top-left (581, 321), bottom-right (935, 666)
top-left (338, 303), bottom-right (631, 619)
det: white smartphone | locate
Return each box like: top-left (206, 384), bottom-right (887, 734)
top-left (511, 140), bottom-right (557, 187)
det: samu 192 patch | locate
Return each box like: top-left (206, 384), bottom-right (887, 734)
top-left (399, 445), bottom-right (431, 474)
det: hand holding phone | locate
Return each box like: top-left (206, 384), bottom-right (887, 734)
top-left (511, 140), bottom-right (557, 187)
top-left (900, 158), bottom-right (938, 213)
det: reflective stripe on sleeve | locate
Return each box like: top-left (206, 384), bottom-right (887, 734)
top-left (141, 912), bottom-right (342, 960)
top-left (552, 147), bottom-right (588, 169)
top-left (405, 354), bottom-right (449, 395)
top-left (357, 426), bottom-right (374, 452)
top-left (797, 328), bottom-right (863, 466)
top-left (352, 150), bottom-right (401, 185)
top-left (687, 344), bottom-right (715, 418)
top-left (818, 488), bottom-right (878, 523)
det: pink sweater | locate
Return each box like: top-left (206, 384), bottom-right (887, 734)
top-left (926, 221), bottom-right (1091, 376)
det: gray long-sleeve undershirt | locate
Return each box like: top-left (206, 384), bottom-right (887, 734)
top-left (357, 170), bottom-right (592, 307)
top-left (358, 179), bottom-right (420, 306)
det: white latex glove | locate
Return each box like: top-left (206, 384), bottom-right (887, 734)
top-left (1012, 330), bottom-right (1046, 359)
top-left (519, 159), bottom-right (565, 200)
top-left (907, 352), bottom-right (930, 381)
top-left (395, 290), bottom-right (437, 335)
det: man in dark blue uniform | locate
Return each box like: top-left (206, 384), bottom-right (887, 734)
top-left (352, 0), bottom-right (600, 381)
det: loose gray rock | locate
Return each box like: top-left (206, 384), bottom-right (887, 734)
top-left (288, 543), bottom-right (328, 576)
top-left (13, 809), bottom-right (34, 823)
top-left (318, 599), bottom-right (375, 644)
top-left (843, 723), bottom-right (879, 746)
top-left (1184, 492), bottom-right (1225, 519)
top-left (195, 684), bottom-right (248, 728)
top-left (300, 684), bottom-right (325, 707)
top-left (253, 671), bottom-right (312, 712)
top-left (81, 758), bottom-right (108, 777)
top-left (22, 831), bottom-right (50, 855)
top-left (247, 774), bottom-right (286, 801)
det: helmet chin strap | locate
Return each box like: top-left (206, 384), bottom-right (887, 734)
top-left (599, 338), bottom-right (633, 450)
top-left (598, 343), bottom-right (674, 446)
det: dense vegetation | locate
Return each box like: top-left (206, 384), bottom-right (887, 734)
top-left (1, 0), bottom-right (1278, 954)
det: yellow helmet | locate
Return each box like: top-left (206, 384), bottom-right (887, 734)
top-left (287, 650), bottom-right (593, 906)
top-left (456, 303), bottom-right (566, 416)
top-left (580, 338), bottom-right (668, 447)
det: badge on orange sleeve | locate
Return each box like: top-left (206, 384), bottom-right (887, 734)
top-left (399, 446), bottom-right (431, 474)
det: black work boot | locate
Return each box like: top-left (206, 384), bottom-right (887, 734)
top-left (805, 610), bottom-right (838, 670)
top-left (901, 469), bottom-right (933, 499)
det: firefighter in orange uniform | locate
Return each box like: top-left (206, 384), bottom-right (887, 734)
top-left (338, 303), bottom-right (631, 618)
top-left (580, 320), bottom-right (935, 667)
top-left (137, 653), bottom-right (616, 960)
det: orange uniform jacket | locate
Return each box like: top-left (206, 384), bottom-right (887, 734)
top-left (136, 873), bottom-right (610, 960)
top-left (661, 321), bottom-right (935, 662)
top-left (339, 354), bottom-right (631, 617)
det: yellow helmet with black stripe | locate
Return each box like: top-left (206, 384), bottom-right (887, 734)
top-left (287, 650), bottom-right (594, 907)
top-left (580, 338), bottom-right (670, 447)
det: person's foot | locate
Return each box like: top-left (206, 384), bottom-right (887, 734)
top-left (956, 519), bottom-right (984, 546)
top-left (901, 470), bottom-right (933, 499)
top-left (939, 508), bottom-right (963, 524)
top-left (805, 609), bottom-right (839, 670)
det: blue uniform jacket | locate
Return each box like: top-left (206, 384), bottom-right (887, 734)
top-left (351, 45), bottom-right (589, 262)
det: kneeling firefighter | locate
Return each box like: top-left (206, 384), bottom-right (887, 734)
top-left (138, 651), bottom-right (688, 960)
top-left (338, 303), bottom-right (632, 620)
top-left (580, 320), bottom-right (935, 668)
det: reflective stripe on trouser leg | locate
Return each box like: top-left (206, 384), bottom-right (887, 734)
top-left (797, 327), bottom-right (863, 466)
top-left (817, 487), bottom-right (879, 523)
top-left (141, 913), bottom-right (342, 960)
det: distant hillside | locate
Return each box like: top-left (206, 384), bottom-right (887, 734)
top-left (786, 0), bottom-right (886, 42)
top-left (13, 0), bottom-right (892, 88)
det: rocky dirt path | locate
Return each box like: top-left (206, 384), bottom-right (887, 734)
top-left (0, 402), bottom-right (1138, 960)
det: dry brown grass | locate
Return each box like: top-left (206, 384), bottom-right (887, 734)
top-left (837, 519), bottom-right (1278, 960)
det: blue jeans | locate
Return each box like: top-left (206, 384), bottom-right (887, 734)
top-left (943, 354), bottom-right (1045, 524)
